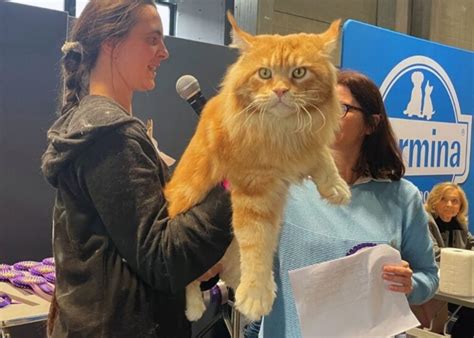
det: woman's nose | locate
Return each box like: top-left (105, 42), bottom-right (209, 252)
top-left (156, 40), bottom-right (169, 62)
top-left (160, 45), bottom-right (169, 61)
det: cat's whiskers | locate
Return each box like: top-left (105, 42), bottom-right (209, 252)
top-left (293, 99), bottom-right (311, 133)
top-left (224, 101), bottom-right (260, 125)
top-left (294, 90), bottom-right (321, 103)
top-left (305, 102), bottom-right (327, 134)
top-left (299, 104), bottom-right (314, 133)
top-left (291, 103), bottom-right (303, 133)
top-left (234, 97), bottom-right (270, 130)
top-left (258, 105), bottom-right (267, 130)
top-left (242, 102), bottom-right (263, 129)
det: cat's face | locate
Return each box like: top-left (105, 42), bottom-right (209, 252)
top-left (224, 15), bottom-right (341, 122)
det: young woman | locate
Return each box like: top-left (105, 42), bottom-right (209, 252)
top-left (41, 1), bottom-right (232, 336)
top-left (260, 70), bottom-right (439, 337)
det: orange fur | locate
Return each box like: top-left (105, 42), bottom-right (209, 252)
top-left (165, 13), bottom-right (350, 321)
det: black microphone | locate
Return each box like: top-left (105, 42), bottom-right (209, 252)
top-left (176, 75), bottom-right (207, 116)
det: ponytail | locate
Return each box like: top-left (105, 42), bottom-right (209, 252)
top-left (60, 45), bottom-right (87, 115)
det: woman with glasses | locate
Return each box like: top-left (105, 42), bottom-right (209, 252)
top-left (259, 70), bottom-right (438, 337)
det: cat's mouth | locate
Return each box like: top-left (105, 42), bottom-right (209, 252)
top-left (271, 100), bottom-right (292, 109)
top-left (268, 101), bottom-right (296, 117)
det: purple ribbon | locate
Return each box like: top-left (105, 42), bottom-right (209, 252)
top-left (346, 242), bottom-right (377, 256)
top-left (0, 268), bottom-right (24, 282)
top-left (42, 257), bottom-right (55, 266)
top-left (0, 293), bottom-right (12, 308)
top-left (13, 261), bottom-right (39, 271)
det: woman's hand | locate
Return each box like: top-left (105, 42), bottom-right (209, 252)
top-left (197, 262), bottom-right (223, 282)
top-left (383, 260), bottom-right (413, 294)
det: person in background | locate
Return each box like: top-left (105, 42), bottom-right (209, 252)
top-left (41, 1), bottom-right (232, 337)
top-left (423, 182), bottom-right (473, 337)
top-left (426, 182), bottom-right (473, 259)
top-left (259, 70), bottom-right (439, 337)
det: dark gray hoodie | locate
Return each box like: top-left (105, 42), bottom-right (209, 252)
top-left (41, 95), bottom-right (232, 337)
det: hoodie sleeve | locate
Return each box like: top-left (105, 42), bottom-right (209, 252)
top-left (77, 124), bottom-right (233, 293)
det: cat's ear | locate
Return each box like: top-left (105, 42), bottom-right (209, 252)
top-left (319, 19), bottom-right (341, 54)
top-left (227, 11), bottom-right (254, 51)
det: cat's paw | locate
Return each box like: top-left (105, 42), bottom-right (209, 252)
top-left (185, 301), bottom-right (206, 321)
top-left (185, 284), bottom-right (206, 321)
top-left (319, 179), bottom-right (351, 205)
top-left (166, 191), bottom-right (194, 217)
top-left (234, 277), bottom-right (276, 321)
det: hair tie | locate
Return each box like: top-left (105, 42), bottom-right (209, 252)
top-left (61, 41), bottom-right (83, 56)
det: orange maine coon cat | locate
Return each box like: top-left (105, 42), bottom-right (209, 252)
top-left (165, 14), bottom-right (350, 321)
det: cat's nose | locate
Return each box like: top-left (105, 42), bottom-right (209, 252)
top-left (273, 88), bottom-right (288, 98)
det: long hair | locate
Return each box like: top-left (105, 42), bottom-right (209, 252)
top-left (425, 182), bottom-right (469, 226)
top-left (337, 70), bottom-right (405, 180)
top-left (60, 0), bottom-right (155, 116)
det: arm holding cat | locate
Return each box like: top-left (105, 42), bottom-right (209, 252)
top-left (80, 124), bottom-right (233, 293)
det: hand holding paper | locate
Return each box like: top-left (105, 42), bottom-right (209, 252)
top-left (288, 244), bottom-right (419, 337)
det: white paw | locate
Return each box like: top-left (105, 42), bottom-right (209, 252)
top-left (235, 277), bottom-right (276, 321)
top-left (185, 284), bottom-right (206, 321)
top-left (185, 299), bottom-right (206, 321)
top-left (319, 180), bottom-right (351, 205)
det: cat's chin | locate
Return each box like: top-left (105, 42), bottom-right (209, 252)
top-left (269, 104), bottom-right (296, 118)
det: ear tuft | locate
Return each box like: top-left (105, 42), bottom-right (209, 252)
top-left (319, 19), bottom-right (341, 54)
top-left (227, 11), bottom-right (253, 51)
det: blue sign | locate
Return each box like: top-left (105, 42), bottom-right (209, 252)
top-left (341, 20), bottom-right (473, 232)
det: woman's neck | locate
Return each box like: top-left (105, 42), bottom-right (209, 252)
top-left (333, 146), bottom-right (362, 185)
top-left (438, 214), bottom-right (454, 223)
top-left (89, 81), bottom-right (132, 114)
top-left (89, 59), bottom-right (133, 114)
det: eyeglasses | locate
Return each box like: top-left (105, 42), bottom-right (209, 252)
top-left (340, 103), bottom-right (364, 118)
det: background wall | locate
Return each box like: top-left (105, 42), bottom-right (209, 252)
top-left (176, 0), bottom-right (233, 45)
top-left (0, 2), bottom-right (67, 264)
top-left (244, 0), bottom-right (473, 59)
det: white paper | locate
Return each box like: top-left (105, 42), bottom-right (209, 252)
top-left (288, 244), bottom-right (420, 337)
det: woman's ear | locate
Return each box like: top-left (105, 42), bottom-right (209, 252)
top-left (365, 114), bottom-right (381, 135)
top-left (102, 38), bottom-right (122, 59)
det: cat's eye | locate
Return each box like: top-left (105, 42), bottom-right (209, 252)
top-left (258, 68), bottom-right (272, 79)
top-left (292, 67), bottom-right (307, 79)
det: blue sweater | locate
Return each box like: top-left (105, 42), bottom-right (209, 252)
top-left (261, 178), bottom-right (439, 338)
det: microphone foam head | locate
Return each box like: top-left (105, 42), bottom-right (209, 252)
top-left (176, 75), bottom-right (201, 100)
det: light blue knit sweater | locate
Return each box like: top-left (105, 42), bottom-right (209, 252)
top-left (261, 178), bottom-right (439, 338)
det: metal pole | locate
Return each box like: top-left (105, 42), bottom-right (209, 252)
top-left (231, 307), bottom-right (241, 338)
top-left (64, 0), bottom-right (76, 17)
